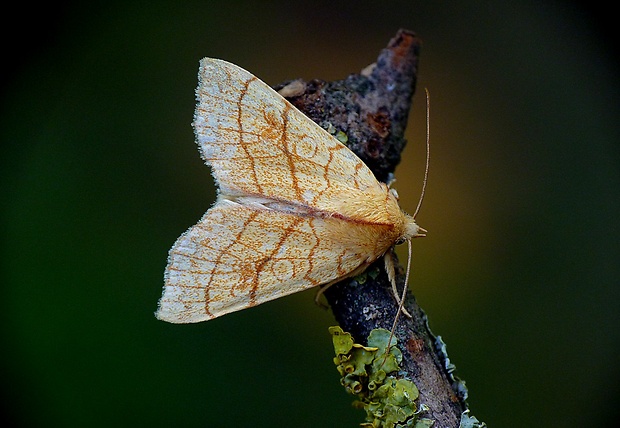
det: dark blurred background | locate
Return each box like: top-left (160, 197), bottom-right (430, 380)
top-left (1, 1), bottom-right (618, 427)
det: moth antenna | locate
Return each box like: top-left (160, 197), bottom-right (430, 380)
top-left (382, 239), bottom-right (413, 367)
top-left (382, 89), bottom-right (429, 365)
top-left (413, 88), bottom-right (430, 219)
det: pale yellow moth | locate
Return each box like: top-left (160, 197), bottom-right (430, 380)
top-left (156, 58), bottom-right (426, 324)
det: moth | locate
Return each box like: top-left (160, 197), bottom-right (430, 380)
top-left (156, 58), bottom-right (426, 324)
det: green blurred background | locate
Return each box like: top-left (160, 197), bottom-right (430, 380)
top-left (2, 1), bottom-right (618, 426)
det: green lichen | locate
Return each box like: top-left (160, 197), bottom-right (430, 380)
top-left (335, 130), bottom-right (349, 144)
top-left (367, 267), bottom-right (381, 280)
top-left (459, 410), bottom-right (487, 428)
top-left (325, 122), bottom-right (337, 135)
top-left (354, 271), bottom-right (368, 285)
top-left (414, 419), bottom-right (435, 427)
top-left (323, 121), bottom-right (348, 144)
top-left (329, 326), bottom-right (421, 427)
top-left (354, 267), bottom-right (381, 285)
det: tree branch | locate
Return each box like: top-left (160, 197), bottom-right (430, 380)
top-left (276, 29), bottom-right (469, 427)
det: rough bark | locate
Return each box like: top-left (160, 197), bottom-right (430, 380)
top-left (275, 29), bottom-right (467, 427)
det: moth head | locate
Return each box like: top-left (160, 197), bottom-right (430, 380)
top-left (400, 214), bottom-right (426, 242)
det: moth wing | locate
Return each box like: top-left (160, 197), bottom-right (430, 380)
top-left (156, 200), bottom-right (382, 323)
top-left (193, 58), bottom-right (387, 214)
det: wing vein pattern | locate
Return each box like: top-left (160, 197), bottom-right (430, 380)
top-left (157, 59), bottom-right (406, 323)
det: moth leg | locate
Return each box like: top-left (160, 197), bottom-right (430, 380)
top-left (383, 251), bottom-right (412, 318)
top-left (314, 283), bottom-right (331, 309)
